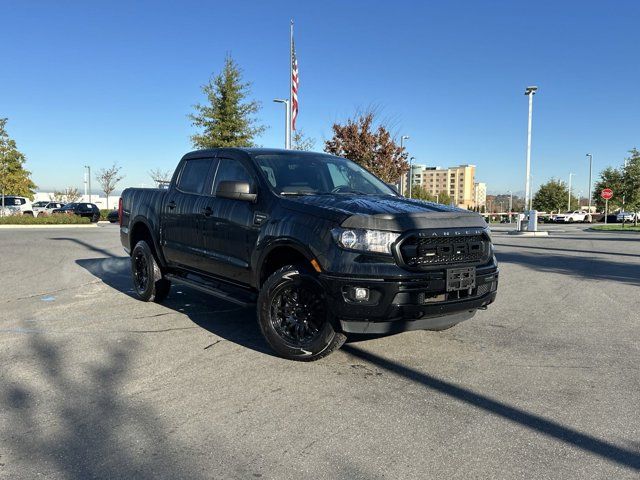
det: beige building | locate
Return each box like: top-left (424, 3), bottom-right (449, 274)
top-left (474, 182), bottom-right (487, 210)
top-left (409, 164), bottom-right (477, 208)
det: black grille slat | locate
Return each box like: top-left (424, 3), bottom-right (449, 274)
top-left (400, 234), bottom-right (487, 268)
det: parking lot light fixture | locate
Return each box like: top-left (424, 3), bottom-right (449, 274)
top-left (524, 86), bottom-right (538, 221)
top-left (84, 165), bottom-right (92, 203)
top-left (273, 99), bottom-right (290, 149)
top-left (400, 136), bottom-right (410, 195)
top-left (568, 172), bottom-right (575, 212)
top-left (586, 153), bottom-right (593, 216)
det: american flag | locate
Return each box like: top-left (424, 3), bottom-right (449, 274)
top-left (291, 37), bottom-right (299, 131)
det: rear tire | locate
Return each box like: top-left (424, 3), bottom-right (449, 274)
top-left (131, 240), bottom-right (170, 303)
top-left (257, 265), bottom-right (346, 361)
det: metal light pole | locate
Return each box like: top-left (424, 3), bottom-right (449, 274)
top-left (84, 165), bottom-right (92, 203)
top-left (567, 172), bottom-right (575, 211)
top-left (408, 157), bottom-right (415, 199)
top-left (508, 190), bottom-right (513, 222)
top-left (400, 136), bottom-right (409, 195)
top-left (586, 153), bottom-right (593, 216)
top-left (524, 86), bottom-right (538, 215)
top-left (273, 99), bottom-right (290, 149)
top-left (524, 86), bottom-right (538, 214)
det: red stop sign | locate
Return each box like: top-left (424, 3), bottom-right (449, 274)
top-left (601, 188), bottom-right (613, 200)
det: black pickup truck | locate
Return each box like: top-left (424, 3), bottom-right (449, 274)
top-left (120, 148), bottom-right (498, 361)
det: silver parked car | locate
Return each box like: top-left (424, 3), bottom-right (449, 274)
top-left (616, 211), bottom-right (638, 222)
top-left (33, 201), bottom-right (65, 216)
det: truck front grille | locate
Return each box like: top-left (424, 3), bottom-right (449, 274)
top-left (398, 234), bottom-right (488, 268)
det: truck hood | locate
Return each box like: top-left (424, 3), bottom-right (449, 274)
top-left (281, 194), bottom-right (487, 231)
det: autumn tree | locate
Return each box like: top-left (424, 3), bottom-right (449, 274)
top-left (0, 118), bottom-right (37, 199)
top-left (149, 168), bottom-right (172, 187)
top-left (291, 129), bottom-right (316, 151)
top-left (189, 55), bottom-right (266, 149)
top-left (96, 163), bottom-right (124, 209)
top-left (324, 111), bottom-right (408, 183)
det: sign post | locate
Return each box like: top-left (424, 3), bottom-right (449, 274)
top-left (601, 188), bottom-right (613, 224)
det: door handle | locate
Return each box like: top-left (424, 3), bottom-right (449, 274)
top-left (201, 206), bottom-right (213, 216)
top-left (167, 201), bottom-right (176, 210)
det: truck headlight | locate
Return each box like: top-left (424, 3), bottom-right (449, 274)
top-left (332, 228), bottom-right (400, 255)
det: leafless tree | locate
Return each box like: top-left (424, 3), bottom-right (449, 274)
top-left (52, 187), bottom-right (81, 203)
top-left (96, 164), bottom-right (124, 209)
top-left (148, 168), bottom-right (172, 188)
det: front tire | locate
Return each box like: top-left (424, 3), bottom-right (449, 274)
top-left (131, 240), bottom-right (170, 303)
top-left (257, 265), bottom-right (346, 361)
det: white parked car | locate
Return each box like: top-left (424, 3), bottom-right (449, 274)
top-left (616, 211), bottom-right (638, 222)
top-left (33, 201), bottom-right (65, 216)
top-left (554, 210), bottom-right (591, 223)
top-left (0, 196), bottom-right (34, 216)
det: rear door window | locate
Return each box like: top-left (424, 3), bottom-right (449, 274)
top-left (178, 159), bottom-right (215, 194)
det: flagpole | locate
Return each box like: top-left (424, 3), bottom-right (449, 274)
top-left (287, 19), bottom-right (293, 149)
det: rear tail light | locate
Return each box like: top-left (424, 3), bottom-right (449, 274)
top-left (118, 197), bottom-right (123, 226)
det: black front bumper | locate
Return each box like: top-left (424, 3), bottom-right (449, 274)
top-left (319, 264), bottom-right (498, 334)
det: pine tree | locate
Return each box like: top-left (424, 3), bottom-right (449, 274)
top-left (189, 55), bottom-right (266, 149)
top-left (0, 118), bottom-right (37, 199)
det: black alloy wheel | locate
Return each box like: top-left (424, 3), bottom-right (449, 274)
top-left (130, 240), bottom-right (170, 303)
top-left (270, 282), bottom-right (326, 345)
top-left (257, 264), bottom-right (346, 361)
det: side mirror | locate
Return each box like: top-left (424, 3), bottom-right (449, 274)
top-left (216, 181), bottom-right (257, 203)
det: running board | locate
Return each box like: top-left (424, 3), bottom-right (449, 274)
top-left (165, 273), bottom-right (256, 307)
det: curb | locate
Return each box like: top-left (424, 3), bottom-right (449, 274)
top-left (0, 224), bottom-right (98, 229)
top-left (506, 230), bottom-right (550, 237)
top-left (587, 228), bottom-right (640, 234)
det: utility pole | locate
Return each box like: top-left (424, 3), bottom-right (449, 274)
top-left (508, 190), bottom-right (513, 222)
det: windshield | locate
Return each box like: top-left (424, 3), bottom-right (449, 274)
top-left (254, 154), bottom-right (396, 196)
top-left (60, 203), bottom-right (77, 210)
top-left (33, 201), bottom-right (49, 207)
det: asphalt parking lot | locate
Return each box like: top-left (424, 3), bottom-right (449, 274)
top-left (1, 224), bottom-right (638, 479)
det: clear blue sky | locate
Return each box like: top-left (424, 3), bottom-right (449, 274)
top-left (2, 0), bottom-right (639, 196)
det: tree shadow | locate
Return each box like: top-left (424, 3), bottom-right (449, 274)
top-left (342, 345), bottom-right (640, 471)
top-left (1, 334), bottom-right (216, 479)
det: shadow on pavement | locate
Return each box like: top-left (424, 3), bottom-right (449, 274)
top-left (55, 237), bottom-right (640, 473)
top-left (52, 235), bottom-right (274, 357)
top-left (1, 335), bottom-right (214, 479)
top-left (342, 345), bottom-right (640, 471)
top-left (495, 251), bottom-right (640, 285)
top-left (494, 242), bottom-right (640, 259)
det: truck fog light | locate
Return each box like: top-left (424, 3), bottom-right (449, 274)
top-left (353, 287), bottom-right (370, 301)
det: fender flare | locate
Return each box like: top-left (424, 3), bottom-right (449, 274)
top-left (254, 238), bottom-right (317, 288)
top-left (129, 216), bottom-right (168, 267)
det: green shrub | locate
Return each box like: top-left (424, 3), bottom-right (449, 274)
top-left (0, 214), bottom-right (92, 225)
top-left (100, 209), bottom-right (117, 220)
